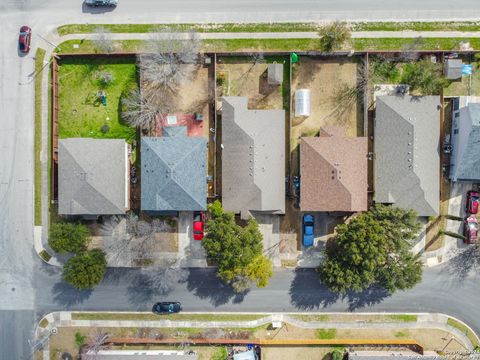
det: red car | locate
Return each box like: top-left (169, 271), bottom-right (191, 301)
top-left (18, 26), bottom-right (31, 54)
top-left (193, 211), bottom-right (205, 241)
top-left (464, 216), bottom-right (478, 244)
top-left (466, 190), bottom-right (480, 214)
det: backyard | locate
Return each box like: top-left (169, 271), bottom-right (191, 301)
top-left (57, 56), bottom-right (137, 142)
top-left (216, 55), bottom-right (289, 110)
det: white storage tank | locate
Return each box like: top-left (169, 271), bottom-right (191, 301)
top-left (295, 89), bottom-right (310, 117)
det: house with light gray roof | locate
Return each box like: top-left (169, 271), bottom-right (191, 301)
top-left (141, 126), bottom-right (207, 213)
top-left (221, 96), bottom-right (285, 219)
top-left (450, 99), bottom-right (480, 181)
top-left (374, 95), bottom-right (440, 216)
top-left (58, 138), bottom-right (129, 217)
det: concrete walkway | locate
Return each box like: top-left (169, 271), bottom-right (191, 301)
top-left (55, 31), bottom-right (480, 42)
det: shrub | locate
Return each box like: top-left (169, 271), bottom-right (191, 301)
top-left (97, 70), bottom-right (114, 86)
top-left (400, 60), bottom-right (450, 94)
top-left (318, 21), bottom-right (351, 52)
top-left (63, 249), bottom-right (107, 290)
top-left (49, 222), bottom-right (90, 254)
top-left (75, 332), bottom-right (86, 348)
top-left (101, 124), bottom-right (110, 133)
top-left (331, 349), bottom-right (344, 360)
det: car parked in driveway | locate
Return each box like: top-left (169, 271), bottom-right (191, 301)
top-left (466, 190), bottom-right (480, 214)
top-left (193, 211), bottom-right (205, 241)
top-left (464, 216), bottom-right (478, 244)
top-left (84, 0), bottom-right (118, 7)
top-left (152, 302), bottom-right (182, 314)
top-left (18, 26), bottom-right (31, 54)
top-left (302, 214), bottom-right (314, 247)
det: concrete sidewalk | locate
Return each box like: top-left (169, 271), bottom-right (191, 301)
top-left (56, 30), bottom-right (480, 42)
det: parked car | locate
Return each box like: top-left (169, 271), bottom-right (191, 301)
top-left (18, 26), bottom-right (31, 54)
top-left (84, 0), bottom-right (118, 7)
top-left (302, 214), bottom-right (314, 247)
top-left (193, 211), bottom-right (205, 241)
top-left (464, 216), bottom-right (478, 244)
top-left (466, 190), bottom-right (480, 214)
top-left (152, 302), bottom-right (182, 314)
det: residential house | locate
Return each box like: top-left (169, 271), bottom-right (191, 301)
top-left (141, 126), bottom-right (207, 213)
top-left (221, 96), bottom-right (285, 219)
top-left (374, 95), bottom-right (440, 216)
top-left (300, 126), bottom-right (368, 212)
top-left (58, 138), bottom-right (129, 217)
top-left (450, 98), bottom-right (480, 181)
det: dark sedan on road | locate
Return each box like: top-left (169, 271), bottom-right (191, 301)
top-left (464, 216), bottom-right (478, 244)
top-left (84, 0), bottom-right (118, 7)
top-left (466, 190), bottom-right (480, 214)
top-left (18, 26), bottom-right (31, 54)
top-left (152, 302), bottom-right (182, 314)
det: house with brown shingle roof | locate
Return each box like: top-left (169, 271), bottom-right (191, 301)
top-left (300, 126), bottom-right (368, 212)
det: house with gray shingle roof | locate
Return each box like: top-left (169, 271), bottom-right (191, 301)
top-left (141, 126), bottom-right (207, 213)
top-left (58, 138), bottom-right (129, 217)
top-left (450, 99), bottom-right (480, 181)
top-left (374, 95), bottom-right (440, 216)
top-left (221, 97), bottom-right (285, 219)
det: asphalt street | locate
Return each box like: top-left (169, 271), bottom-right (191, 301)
top-left (2, 0), bottom-right (480, 359)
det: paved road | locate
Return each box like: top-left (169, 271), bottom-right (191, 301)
top-left (2, 0), bottom-right (480, 358)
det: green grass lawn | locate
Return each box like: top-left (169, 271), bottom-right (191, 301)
top-left (34, 48), bottom-right (46, 226)
top-left (57, 21), bottom-right (480, 36)
top-left (71, 312), bottom-right (267, 322)
top-left (57, 56), bottom-right (137, 142)
top-left (316, 329), bottom-right (336, 339)
top-left (447, 318), bottom-right (480, 347)
top-left (57, 37), bottom-right (480, 55)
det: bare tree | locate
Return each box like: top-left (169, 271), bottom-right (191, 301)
top-left (139, 30), bottom-right (201, 89)
top-left (140, 258), bottom-right (189, 295)
top-left (81, 330), bottom-right (110, 360)
top-left (121, 87), bottom-right (176, 129)
top-left (121, 30), bottom-right (200, 129)
top-left (93, 27), bottom-right (115, 54)
top-left (101, 214), bottom-right (177, 267)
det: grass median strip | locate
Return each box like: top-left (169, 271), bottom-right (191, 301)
top-left (34, 48), bottom-right (46, 226)
top-left (447, 318), bottom-right (480, 347)
top-left (57, 21), bottom-right (480, 36)
top-left (71, 312), bottom-right (267, 322)
top-left (291, 314), bottom-right (417, 323)
top-left (56, 37), bottom-right (480, 55)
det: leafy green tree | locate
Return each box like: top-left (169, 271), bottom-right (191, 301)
top-left (49, 222), bottom-right (91, 254)
top-left (318, 205), bottom-right (422, 294)
top-left (318, 21), bottom-right (351, 52)
top-left (401, 60), bottom-right (450, 94)
top-left (63, 249), bottom-right (107, 290)
top-left (331, 349), bottom-right (344, 360)
top-left (202, 201), bottom-right (273, 292)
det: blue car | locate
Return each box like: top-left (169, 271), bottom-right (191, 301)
top-left (303, 214), bottom-right (314, 247)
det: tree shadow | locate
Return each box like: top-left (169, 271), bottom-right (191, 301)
top-left (343, 286), bottom-right (391, 311)
top-left (441, 245), bottom-right (480, 281)
top-left (51, 281), bottom-right (93, 308)
top-left (289, 268), bottom-right (340, 310)
top-left (184, 268), bottom-right (246, 307)
top-left (289, 268), bottom-right (391, 311)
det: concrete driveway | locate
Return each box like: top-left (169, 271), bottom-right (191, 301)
top-left (178, 211), bottom-right (207, 267)
top-left (254, 213), bottom-right (281, 268)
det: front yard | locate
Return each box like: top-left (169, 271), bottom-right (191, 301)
top-left (57, 56), bottom-right (137, 142)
